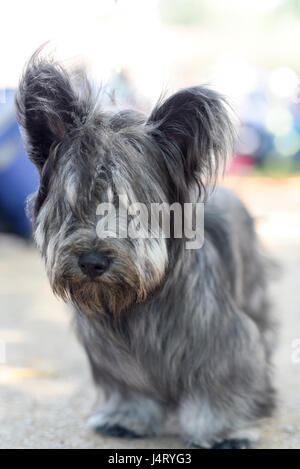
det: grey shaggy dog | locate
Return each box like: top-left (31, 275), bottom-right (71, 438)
top-left (16, 50), bottom-right (276, 449)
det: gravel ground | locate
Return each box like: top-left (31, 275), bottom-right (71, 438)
top-left (0, 176), bottom-right (300, 449)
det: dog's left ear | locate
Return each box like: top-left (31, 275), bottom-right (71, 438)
top-left (147, 87), bottom-right (235, 200)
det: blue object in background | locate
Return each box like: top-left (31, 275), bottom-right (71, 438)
top-left (0, 89), bottom-right (38, 238)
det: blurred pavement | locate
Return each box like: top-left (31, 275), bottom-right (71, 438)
top-left (0, 176), bottom-right (300, 449)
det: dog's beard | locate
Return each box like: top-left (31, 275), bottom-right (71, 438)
top-left (51, 258), bottom-right (148, 317)
top-left (58, 278), bottom-right (140, 317)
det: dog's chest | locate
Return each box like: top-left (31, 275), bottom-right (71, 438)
top-left (75, 306), bottom-right (182, 399)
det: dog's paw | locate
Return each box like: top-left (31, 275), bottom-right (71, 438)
top-left (88, 394), bottom-right (164, 439)
top-left (94, 424), bottom-right (144, 439)
top-left (192, 439), bottom-right (251, 449)
top-left (191, 438), bottom-right (252, 449)
top-left (212, 438), bottom-right (252, 449)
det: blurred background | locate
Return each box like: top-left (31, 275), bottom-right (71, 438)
top-left (0, 0), bottom-right (300, 448)
top-left (1, 0), bottom-right (300, 237)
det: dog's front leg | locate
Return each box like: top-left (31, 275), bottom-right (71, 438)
top-left (88, 391), bottom-right (165, 439)
top-left (179, 395), bottom-right (259, 449)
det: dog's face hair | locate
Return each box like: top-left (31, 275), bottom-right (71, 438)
top-left (16, 51), bottom-right (234, 316)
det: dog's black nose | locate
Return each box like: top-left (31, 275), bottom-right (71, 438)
top-left (78, 252), bottom-right (109, 278)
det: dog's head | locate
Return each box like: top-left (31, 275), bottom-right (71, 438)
top-left (16, 51), bottom-right (234, 316)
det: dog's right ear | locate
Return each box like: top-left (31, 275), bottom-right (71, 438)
top-left (147, 87), bottom-right (235, 202)
top-left (15, 50), bottom-right (90, 171)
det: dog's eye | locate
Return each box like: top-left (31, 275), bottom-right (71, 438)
top-left (95, 164), bottom-right (107, 180)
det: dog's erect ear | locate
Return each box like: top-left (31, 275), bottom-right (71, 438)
top-left (15, 50), bottom-right (91, 171)
top-left (147, 87), bottom-right (235, 200)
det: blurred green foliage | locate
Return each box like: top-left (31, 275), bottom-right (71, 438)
top-left (280, 0), bottom-right (300, 16)
top-left (159, 0), bottom-right (211, 25)
top-left (159, 0), bottom-right (300, 26)
top-left (158, 0), bottom-right (300, 73)
top-left (252, 159), bottom-right (300, 175)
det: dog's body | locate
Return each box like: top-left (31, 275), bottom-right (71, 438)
top-left (16, 52), bottom-right (276, 449)
top-left (75, 186), bottom-right (275, 447)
